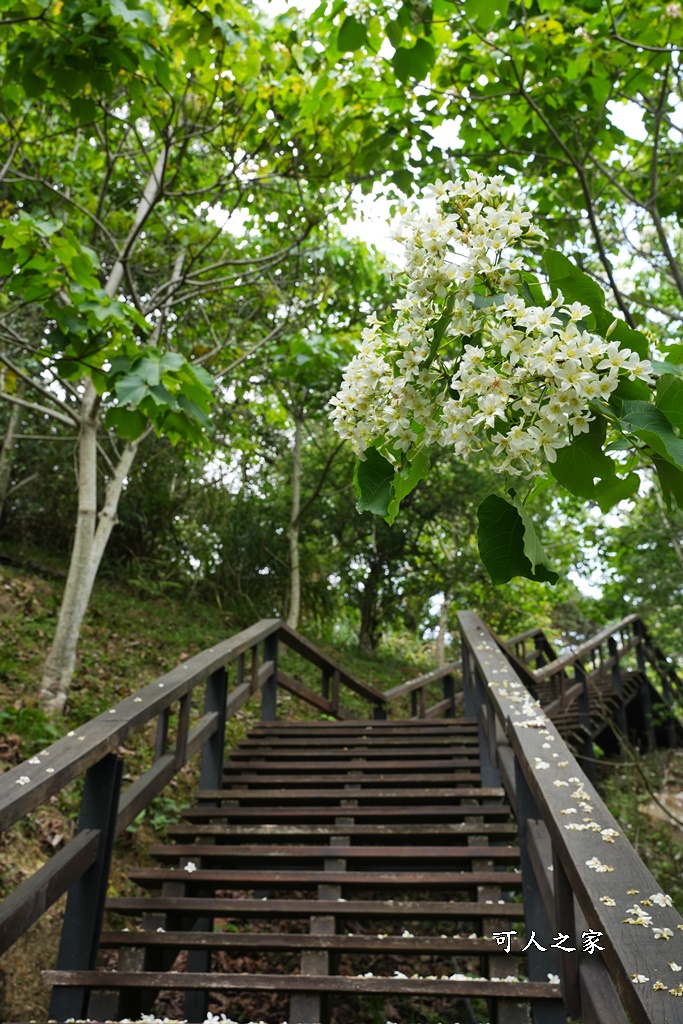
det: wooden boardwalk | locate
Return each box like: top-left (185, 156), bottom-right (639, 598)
top-left (1, 613), bottom-right (682, 1023)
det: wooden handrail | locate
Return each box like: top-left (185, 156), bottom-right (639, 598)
top-left (505, 626), bottom-right (547, 645)
top-left (533, 614), bottom-right (640, 682)
top-left (384, 660), bottom-right (461, 700)
top-left (0, 617), bottom-right (392, 960)
top-left (278, 623), bottom-right (387, 708)
top-left (0, 618), bottom-right (281, 833)
top-left (458, 610), bottom-right (683, 1024)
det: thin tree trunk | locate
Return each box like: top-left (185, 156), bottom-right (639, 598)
top-left (435, 590), bottom-right (452, 668)
top-left (359, 560), bottom-right (382, 654)
top-left (38, 139), bottom-right (172, 711)
top-left (0, 388), bottom-right (23, 522)
top-left (286, 415), bottom-right (302, 630)
top-left (40, 392), bottom-right (140, 711)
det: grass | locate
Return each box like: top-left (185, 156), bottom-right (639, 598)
top-left (599, 747), bottom-right (683, 910)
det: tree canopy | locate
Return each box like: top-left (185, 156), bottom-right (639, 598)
top-left (0, 0), bottom-right (681, 708)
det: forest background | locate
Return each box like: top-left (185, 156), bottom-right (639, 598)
top-left (3, 3), bottom-right (683, 1016)
top-left (1, 0), bottom-right (683, 723)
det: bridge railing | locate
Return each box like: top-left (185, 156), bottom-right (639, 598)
top-left (0, 618), bottom-right (387, 972)
top-left (383, 659), bottom-right (462, 718)
top-left (505, 616), bottom-right (682, 754)
top-left (459, 610), bottom-right (683, 1024)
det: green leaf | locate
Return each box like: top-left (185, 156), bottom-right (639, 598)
top-left (178, 393), bottom-right (210, 426)
top-left (190, 364), bottom-right (214, 390)
top-left (386, 18), bottom-right (403, 48)
top-left (133, 356), bottom-right (161, 387)
top-left (653, 456), bottom-right (683, 512)
top-left (551, 419), bottom-right (608, 500)
top-left (385, 449), bottom-right (430, 525)
top-left (607, 319), bottom-right (649, 360)
top-left (104, 406), bottom-right (148, 440)
top-left (594, 472), bottom-right (640, 513)
top-left (663, 342), bottom-right (683, 365)
top-left (651, 359), bottom-right (682, 377)
top-left (338, 15), bottom-right (367, 51)
top-left (354, 447), bottom-right (395, 516)
top-left (550, 417), bottom-right (639, 511)
top-left (158, 351), bottom-right (185, 373)
top-left (520, 272), bottom-right (545, 307)
top-left (542, 250), bottom-right (606, 326)
top-left (427, 292), bottom-right (456, 363)
top-left (464, 0), bottom-right (507, 28)
top-left (391, 38), bottom-right (435, 82)
top-left (477, 493), bottom-right (559, 585)
top-left (115, 375), bottom-right (148, 406)
top-left (69, 96), bottom-right (98, 124)
top-left (391, 168), bottom-right (414, 195)
top-left (621, 400), bottom-right (683, 470)
top-left (609, 376), bottom-right (652, 405)
top-left (655, 373), bottom-right (683, 432)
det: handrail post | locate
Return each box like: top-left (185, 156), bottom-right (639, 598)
top-left (474, 665), bottom-right (500, 787)
top-left (608, 635), bottom-right (628, 745)
top-left (575, 663), bottom-right (596, 785)
top-left (261, 631), bottom-right (278, 721)
top-left (552, 850), bottom-right (580, 1020)
top-left (49, 754), bottom-right (123, 1021)
top-left (534, 632), bottom-right (546, 669)
top-left (461, 639), bottom-right (477, 717)
top-left (443, 672), bottom-right (455, 717)
top-left (154, 706), bottom-right (169, 759)
top-left (635, 620), bottom-right (656, 750)
top-left (331, 668), bottom-right (340, 716)
top-left (321, 666), bottom-right (331, 701)
top-left (513, 757), bottom-right (565, 1024)
top-left (199, 666), bottom-right (228, 794)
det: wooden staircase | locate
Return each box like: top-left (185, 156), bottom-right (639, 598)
top-left (48, 718), bottom-right (561, 1023)
top-left (2, 614), bottom-right (682, 1024)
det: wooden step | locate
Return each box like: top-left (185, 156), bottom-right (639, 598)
top-left (180, 803), bottom-right (511, 822)
top-left (53, 716), bottom-right (543, 1024)
top-left (193, 785), bottom-right (504, 804)
top-left (99, 929), bottom-right (527, 954)
top-left (166, 821), bottom-right (519, 840)
top-left (126, 867), bottom-right (525, 890)
top-left (220, 770), bottom-right (483, 785)
top-left (147, 842), bottom-right (520, 863)
top-left (44, 969), bottom-right (562, 1000)
top-left (223, 756), bottom-right (481, 772)
top-left (106, 895), bottom-right (526, 920)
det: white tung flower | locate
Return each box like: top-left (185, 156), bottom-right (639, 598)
top-left (585, 857), bottom-right (614, 873)
top-left (330, 172), bottom-right (653, 477)
top-left (650, 892), bottom-right (674, 908)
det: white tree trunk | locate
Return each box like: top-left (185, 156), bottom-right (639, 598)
top-left (39, 384), bottom-right (140, 711)
top-left (38, 140), bottom-right (171, 712)
top-left (435, 590), bottom-right (452, 668)
top-left (0, 390), bottom-right (23, 521)
top-left (286, 415), bottom-right (302, 630)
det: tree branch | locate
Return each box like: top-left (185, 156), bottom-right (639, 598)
top-left (0, 390), bottom-right (77, 427)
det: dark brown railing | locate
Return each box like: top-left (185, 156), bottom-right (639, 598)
top-left (0, 619), bottom-right (387, 970)
top-left (1, 611), bottom-right (680, 1023)
top-left (459, 610), bottom-right (683, 1024)
top-left (383, 658), bottom-right (461, 718)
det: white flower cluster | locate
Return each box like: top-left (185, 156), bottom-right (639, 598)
top-left (330, 172), bottom-right (653, 477)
